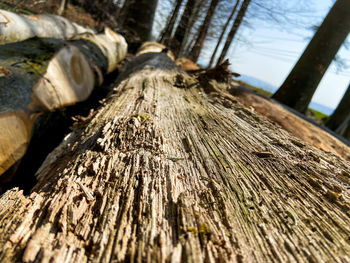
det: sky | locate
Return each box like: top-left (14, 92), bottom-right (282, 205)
top-left (154, 0), bottom-right (350, 110)
top-left (223, 1), bottom-right (350, 110)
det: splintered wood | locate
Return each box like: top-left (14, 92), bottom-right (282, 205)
top-left (0, 69), bottom-right (349, 262)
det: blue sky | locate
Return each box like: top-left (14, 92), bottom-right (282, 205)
top-left (155, 0), bottom-right (349, 109)
top-left (224, 1), bottom-right (350, 110)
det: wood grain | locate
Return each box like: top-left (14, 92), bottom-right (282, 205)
top-left (0, 64), bottom-right (349, 262)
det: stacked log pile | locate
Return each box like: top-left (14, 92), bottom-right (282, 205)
top-left (0, 9), bottom-right (127, 180)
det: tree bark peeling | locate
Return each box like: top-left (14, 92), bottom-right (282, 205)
top-left (0, 66), bottom-right (350, 262)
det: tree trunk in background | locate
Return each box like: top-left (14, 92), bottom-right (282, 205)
top-left (272, 0), bottom-right (350, 113)
top-left (343, 122), bottom-right (350, 141)
top-left (208, 0), bottom-right (240, 68)
top-left (216, 0), bottom-right (251, 64)
top-left (57, 0), bottom-right (68, 15)
top-left (122, 0), bottom-right (159, 42)
top-left (170, 0), bottom-right (197, 57)
top-left (0, 49), bottom-right (350, 262)
top-left (326, 83), bottom-right (350, 131)
top-left (188, 0), bottom-right (220, 62)
top-left (179, 0), bottom-right (203, 57)
top-left (159, 0), bottom-right (184, 46)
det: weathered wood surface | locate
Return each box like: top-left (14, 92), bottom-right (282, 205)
top-left (0, 55), bottom-right (350, 262)
top-left (0, 9), bottom-right (94, 44)
top-left (0, 29), bottom-right (127, 179)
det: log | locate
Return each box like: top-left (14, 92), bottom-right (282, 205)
top-left (136, 41), bottom-right (175, 61)
top-left (0, 52), bottom-right (349, 262)
top-left (0, 9), bottom-right (94, 44)
top-left (0, 28), bottom-right (127, 179)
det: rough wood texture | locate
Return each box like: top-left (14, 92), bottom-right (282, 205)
top-left (0, 9), bottom-right (94, 44)
top-left (0, 29), bottom-right (127, 179)
top-left (0, 55), bottom-right (349, 262)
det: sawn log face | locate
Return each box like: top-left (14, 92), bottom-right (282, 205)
top-left (0, 64), bottom-right (349, 262)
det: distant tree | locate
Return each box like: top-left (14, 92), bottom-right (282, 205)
top-left (326, 83), bottom-right (350, 131)
top-left (216, 0), bottom-right (251, 64)
top-left (122, 0), bottom-right (159, 42)
top-left (57, 0), bottom-right (68, 15)
top-left (272, 0), bottom-right (350, 113)
top-left (180, 0), bottom-right (205, 57)
top-left (159, 0), bottom-right (184, 46)
top-left (170, 0), bottom-right (198, 57)
top-left (208, 0), bottom-right (240, 68)
top-left (188, 0), bottom-right (220, 62)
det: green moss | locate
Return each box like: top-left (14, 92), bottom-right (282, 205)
top-left (187, 226), bottom-right (197, 234)
top-left (130, 113), bottom-right (150, 122)
top-left (167, 157), bottom-right (184, 162)
top-left (187, 224), bottom-right (211, 235)
top-left (198, 223), bottom-right (211, 235)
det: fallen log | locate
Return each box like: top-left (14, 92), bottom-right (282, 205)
top-left (0, 9), bottom-right (94, 44)
top-left (0, 28), bottom-right (127, 179)
top-left (0, 50), bottom-right (349, 262)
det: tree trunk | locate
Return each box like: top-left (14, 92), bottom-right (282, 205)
top-left (179, 0), bottom-right (203, 58)
top-left (272, 0), bottom-right (350, 113)
top-left (170, 0), bottom-right (197, 57)
top-left (0, 28), bottom-right (127, 180)
top-left (326, 83), bottom-right (350, 131)
top-left (0, 9), bottom-right (94, 44)
top-left (0, 51), bottom-right (350, 262)
top-left (159, 0), bottom-right (184, 46)
top-left (122, 0), bottom-right (159, 42)
top-left (217, 0), bottom-right (251, 64)
top-left (57, 0), bottom-right (68, 15)
top-left (343, 121), bottom-right (350, 141)
top-left (188, 0), bottom-right (219, 62)
top-left (208, 0), bottom-right (240, 68)
top-left (335, 115), bottom-right (350, 141)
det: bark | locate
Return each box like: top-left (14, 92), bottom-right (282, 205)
top-left (122, 0), bottom-right (159, 42)
top-left (159, 0), bottom-right (184, 46)
top-left (208, 0), bottom-right (240, 68)
top-left (326, 83), bottom-right (350, 131)
top-left (217, 0), bottom-right (251, 64)
top-left (188, 0), bottom-right (220, 62)
top-left (0, 28), bottom-right (127, 180)
top-left (0, 9), bottom-right (94, 44)
top-left (170, 0), bottom-right (197, 57)
top-left (0, 51), bottom-right (350, 262)
top-left (272, 0), bottom-right (350, 113)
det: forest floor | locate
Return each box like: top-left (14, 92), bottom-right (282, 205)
top-left (1, 0), bottom-right (349, 162)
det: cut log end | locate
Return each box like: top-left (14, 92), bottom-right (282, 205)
top-left (136, 42), bottom-right (175, 61)
top-left (32, 45), bottom-right (95, 111)
top-left (0, 111), bottom-right (32, 179)
top-left (80, 27), bottom-right (128, 73)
